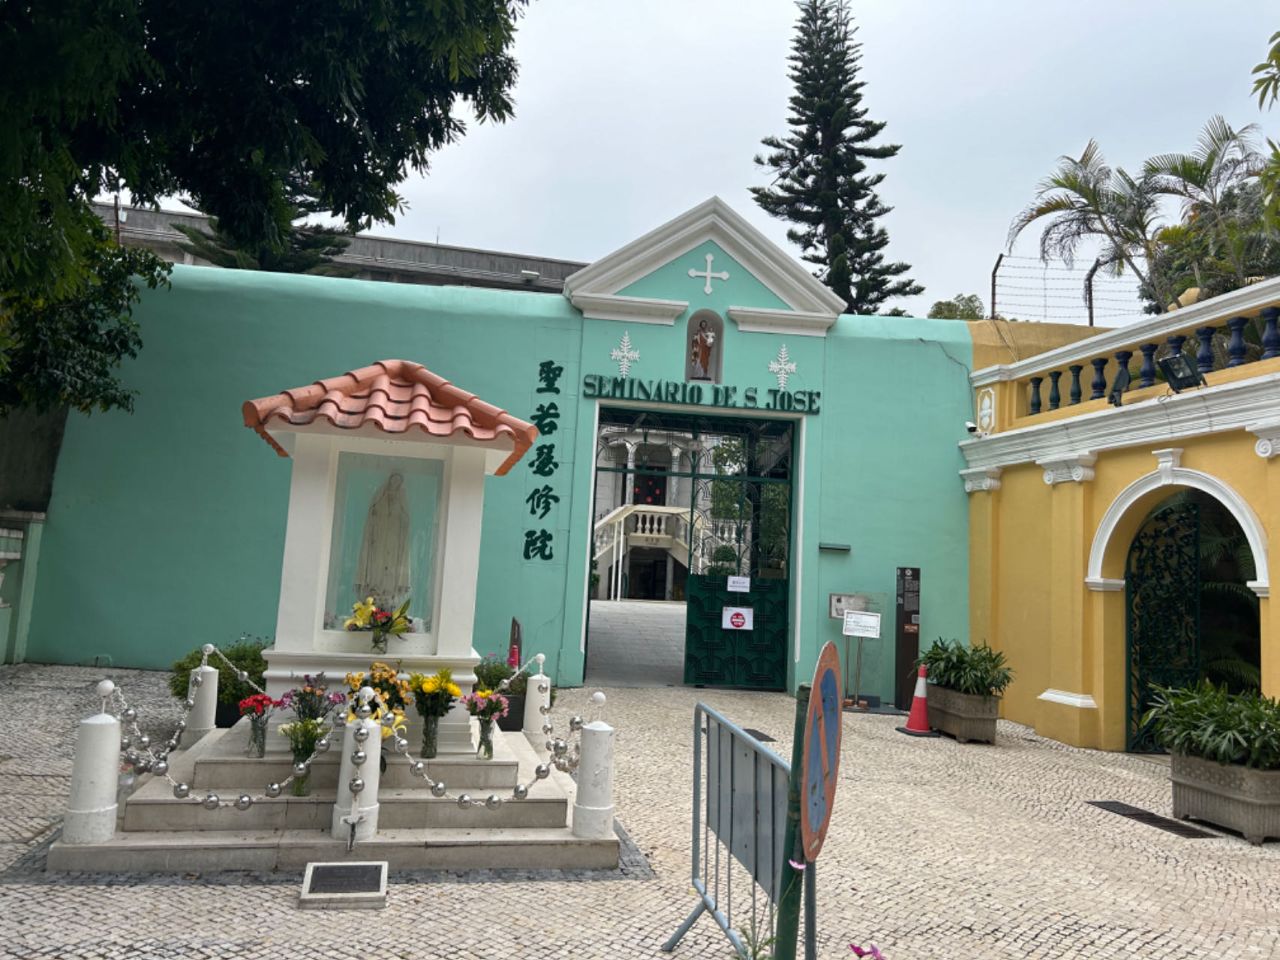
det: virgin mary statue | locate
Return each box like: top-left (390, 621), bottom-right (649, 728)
top-left (354, 472), bottom-right (411, 609)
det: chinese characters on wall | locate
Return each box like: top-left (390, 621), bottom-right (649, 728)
top-left (523, 359), bottom-right (564, 562)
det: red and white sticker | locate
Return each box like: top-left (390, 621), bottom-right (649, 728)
top-left (722, 607), bottom-right (754, 630)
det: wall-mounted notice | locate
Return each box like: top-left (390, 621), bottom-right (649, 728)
top-left (842, 610), bottom-right (881, 639)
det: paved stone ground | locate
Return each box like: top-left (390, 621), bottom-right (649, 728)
top-left (585, 599), bottom-right (686, 687)
top-left (2, 663), bottom-right (1279, 959)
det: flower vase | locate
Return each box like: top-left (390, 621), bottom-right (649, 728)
top-left (371, 630), bottom-right (389, 654)
top-left (420, 714), bottom-right (440, 759)
top-left (291, 754), bottom-right (312, 796)
top-left (476, 718), bottom-right (495, 761)
top-left (246, 714), bottom-right (269, 758)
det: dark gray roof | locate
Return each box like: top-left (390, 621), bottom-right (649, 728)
top-left (92, 201), bottom-right (586, 293)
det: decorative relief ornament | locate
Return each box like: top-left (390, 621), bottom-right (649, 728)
top-left (688, 253), bottom-right (729, 295)
top-left (769, 344), bottom-right (797, 388)
top-left (610, 332), bottom-right (640, 378)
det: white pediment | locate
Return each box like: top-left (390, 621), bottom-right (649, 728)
top-left (563, 196), bottom-right (846, 335)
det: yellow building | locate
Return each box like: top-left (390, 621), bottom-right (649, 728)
top-left (964, 277), bottom-right (1280, 750)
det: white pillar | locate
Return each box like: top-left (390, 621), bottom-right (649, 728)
top-left (624, 442), bottom-right (637, 506)
top-left (572, 720), bottom-right (616, 839)
top-left (186, 665), bottom-right (218, 745)
top-left (63, 712), bottom-right (122, 844)
top-left (523, 669), bottom-right (551, 736)
top-left (331, 695), bottom-right (381, 842)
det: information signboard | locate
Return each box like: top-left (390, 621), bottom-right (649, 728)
top-left (721, 607), bottom-right (754, 631)
top-left (841, 610), bottom-right (881, 639)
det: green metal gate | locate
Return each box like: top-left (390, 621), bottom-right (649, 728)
top-left (682, 420), bottom-right (793, 689)
top-left (1125, 499), bottom-right (1201, 752)
top-left (592, 408), bottom-right (793, 690)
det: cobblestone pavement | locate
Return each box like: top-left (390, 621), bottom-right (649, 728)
top-left (1, 663), bottom-right (1278, 959)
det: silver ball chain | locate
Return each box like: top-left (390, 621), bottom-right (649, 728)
top-left (106, 643), bottom-right (586, 815)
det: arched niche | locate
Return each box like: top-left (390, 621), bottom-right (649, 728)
top-left (686, 310), bottom-right (724, 384)
top-left (1086, 449), bottom-right (1269, 596)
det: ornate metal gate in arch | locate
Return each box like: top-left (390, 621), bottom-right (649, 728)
top-left (1125, 498), bottom-right (1200, 752)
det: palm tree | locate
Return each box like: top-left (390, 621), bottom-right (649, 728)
top-left (1008, 141), bottom-right (1175, 311)
top-left (1144, 116), bottom-right (1264, 288)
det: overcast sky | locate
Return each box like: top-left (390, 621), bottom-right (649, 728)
top-left (376, 2), bottom-right (1276, 323)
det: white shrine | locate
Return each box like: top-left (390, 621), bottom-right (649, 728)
top-left (47, 359), bottom-right (617, 873)
top-left (243, 358), bottom-right (537, 753)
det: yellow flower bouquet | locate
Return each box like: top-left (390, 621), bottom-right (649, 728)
top-left (344, 596), bottom-right (411, 654)
top-left (408, 669), bottom-right (462, 758)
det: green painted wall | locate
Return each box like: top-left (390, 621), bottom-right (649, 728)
top-left (28, 267), bottom-right (583, 672)
top-left (27, 257), bottom-right (974, 704)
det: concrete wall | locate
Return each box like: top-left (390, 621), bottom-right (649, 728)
top-left (971, 429), bottom-right (1278, 750)
top-left (26, 262), bottom-right (978, 703)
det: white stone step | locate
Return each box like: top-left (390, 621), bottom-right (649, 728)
top-left (121, 784), bottom-right (568, 832)
top-left (193, 719), bottom-right (520, 791)
top-left (47, 826), bottom-right (619, 873)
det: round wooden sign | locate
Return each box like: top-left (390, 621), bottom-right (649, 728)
top-left (800, 641), bottom-right (843, 862)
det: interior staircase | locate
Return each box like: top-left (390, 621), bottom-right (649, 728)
top-left (47, 718), bottom-right (618, 873)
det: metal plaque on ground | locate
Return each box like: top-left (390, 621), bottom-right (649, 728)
top-left (299, 861), bottom-right (388, 910)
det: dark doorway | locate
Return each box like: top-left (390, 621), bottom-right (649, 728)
top-left (1125, 490), bottom-right (1261, 751)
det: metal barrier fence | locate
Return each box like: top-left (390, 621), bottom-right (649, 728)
top-left (663, 702), bottom-right (793, 957)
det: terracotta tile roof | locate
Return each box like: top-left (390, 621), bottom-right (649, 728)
top-left (243, 359), bottom-right (538, 476)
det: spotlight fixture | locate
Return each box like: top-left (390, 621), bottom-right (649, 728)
top-left (1157, 353), bottom-right (1206, 393)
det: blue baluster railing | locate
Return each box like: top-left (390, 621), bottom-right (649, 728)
top-left (1139, 343), bottom-right (1158, 387)
top-left (1028, 376), bottom-right (1043, 415)
top-left (1068, 364), bottom-right (1083, 405)
top-left (1090, 358), bottom-right (1108, 400)
top-left (1262, 306), bottom-right (1280, 360)
top-left (1048, 370), bottom-right (1062, 411)
top-left (1227, 316), bottom-right (1249, 367)
top-left (1195, 327), bottom-right (1216, 375)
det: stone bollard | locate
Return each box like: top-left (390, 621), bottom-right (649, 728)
top-left (331, 688), bottom-right (381, 845)
top-left (63, 680), bottom-right (122, 844)
top-left (523, 654), bottom-right (551, 736)
top-left (571, 719), bottom-right (616, 840)
top-left (185, 663), bottom-right (219, 746)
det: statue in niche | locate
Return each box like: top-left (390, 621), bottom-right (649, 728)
top-left (690, 317), bottom-right (717, 380)
top-left (354, 472), bottom-right (411, 609)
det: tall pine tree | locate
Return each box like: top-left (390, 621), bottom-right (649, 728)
top-left (752, 0), bottom-right (921, 315)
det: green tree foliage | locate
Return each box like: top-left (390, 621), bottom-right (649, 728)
top-left (927, 293), bottom-right (984, 320)
top-left (0, 221), bottom-right (169, 415)
top-left (1008, 140), bottom-right (1175, 312)
top-left (1144, 117), bottom-right (1269, 295)
top-left (173, 180), bottom-right (357, 276)
top-left (1252, 29), bottom-right (1280, 109)
top-left (1252, 31), bottom-right (1280, 227)
top-left (1, 0), bottom-right (525, 411)
top-left (751, 0), bottom-right (921, 315)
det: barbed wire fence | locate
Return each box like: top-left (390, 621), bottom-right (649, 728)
top-left (990, 254), bottom-right (1145, 326)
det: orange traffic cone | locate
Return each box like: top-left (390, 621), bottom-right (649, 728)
top-left (896, 664), bottom-right (939, 737)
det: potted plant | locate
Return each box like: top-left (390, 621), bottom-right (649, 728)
top-left (918, 638), bottom-right (1013, 744)
top-left (1144, 682), bottom-right (1280, 844)
top-left (476, 654), bottom-right (522, 732)
top-left (169, 636), bottom-right (269, 728)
